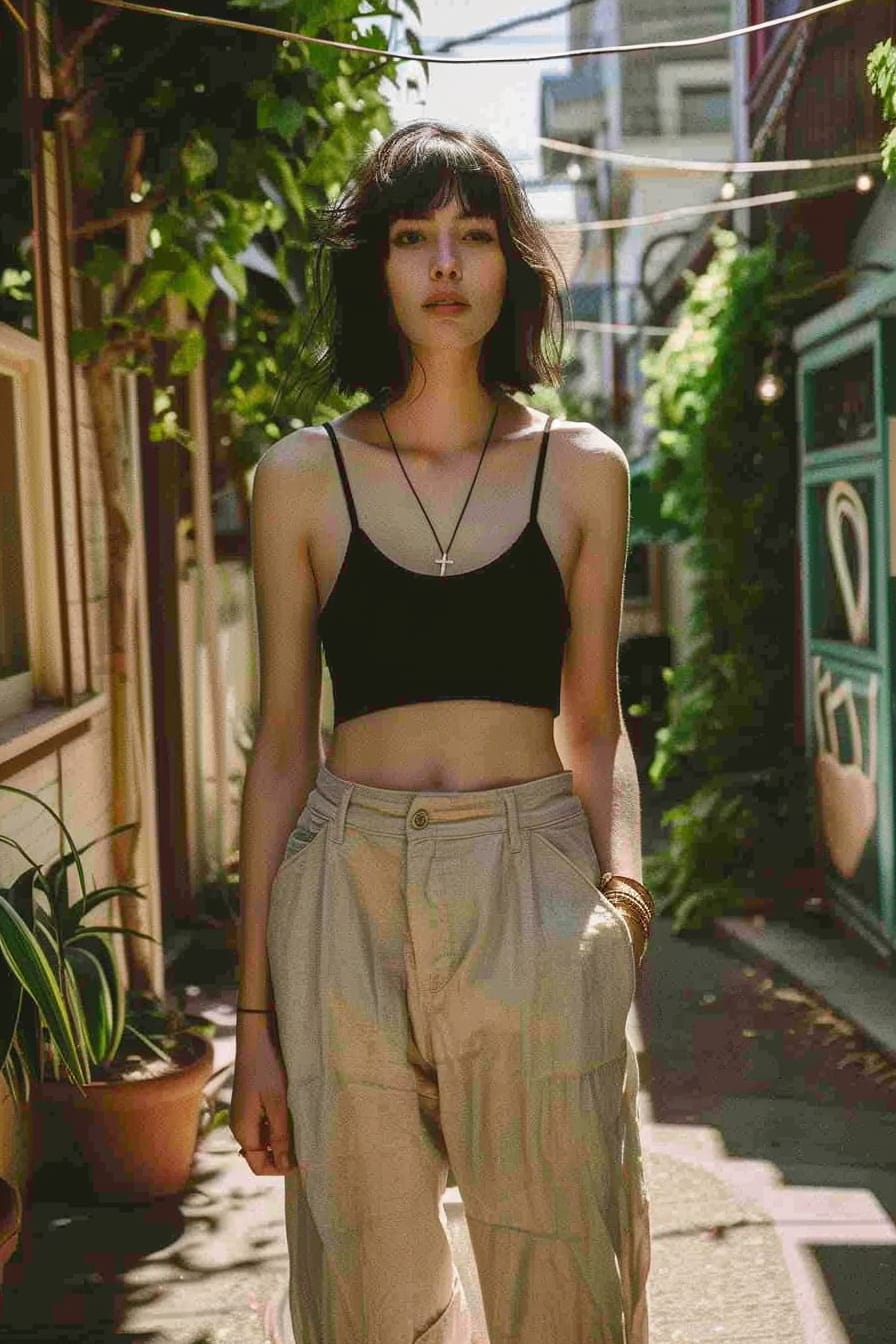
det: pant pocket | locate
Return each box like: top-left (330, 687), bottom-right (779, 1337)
top-left (269, 796), bottom-right (331, 913)
top-left (283, 793), bottom-right (330, 860)
top-left (535, 815), bottom-right (637, 1004)
top-left (528, 822), bottom-right (635, 1076)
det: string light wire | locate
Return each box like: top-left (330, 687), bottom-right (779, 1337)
top-left (549, 177), bottom-right (863, 232)
top-left (84, 0), bottom-right (857, 65)
top-left (537, 135), bottom-right (881, 177)
top-left (23, 4), bottom-right (877, 249)
top-left (571, 321), bottom-right (676, 336)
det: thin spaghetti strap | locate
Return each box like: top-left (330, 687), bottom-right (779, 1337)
top-left (529, 416), bottom-right (554, 524)
top-left (322, 423), bottom-right (359, 531)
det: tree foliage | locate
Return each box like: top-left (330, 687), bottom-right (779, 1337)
top-left (58, 0), bottom-right (423, 458)
top-left (867, 38), bottom-right (896, 180)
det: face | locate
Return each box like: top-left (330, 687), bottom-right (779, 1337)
top-left (383, 192), bottom-right (508, 356)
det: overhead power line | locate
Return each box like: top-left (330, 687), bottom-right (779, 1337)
top-left (86, 0), bottom-right (857, 66)
top-left (425, 0), bottom-right (608, 54)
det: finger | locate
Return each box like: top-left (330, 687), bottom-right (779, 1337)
top-left (266, 1123), bottom-right (295, 1172)
top-left (261, 1094), bottom-right (294, 1171)
top-left (242, 1146), bottom-right (303, 1177)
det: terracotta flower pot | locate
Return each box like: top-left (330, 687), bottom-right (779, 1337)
top-left (29, 1033), bottom-right (214, 1204)
top-left (0, 1177), bottom-right (22, 1285)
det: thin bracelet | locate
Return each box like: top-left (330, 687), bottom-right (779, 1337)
top-left (236, 1006), bottom-right (275, 1014)
top-left (604, 888), bottom-right (654, 926)
top-left (602, 881), bottom-right (654, 917)
top-left (606, 895), bottom-right (651, 939)
top-left (600, 871), bottom-right (656, 914)
top-left (604, 889), bottom-right (653, 936)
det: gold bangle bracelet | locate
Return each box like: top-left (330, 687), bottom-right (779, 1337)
top-left (604, 889), bottom-right (653, 926)
top-left (603, 884), bottom-right (653, 917)
top-left (600, 872), bottom-right (656, 916)
top-left (612, 904), bottom-right (650, 962)
top-left (605, 894), bottom-right (652, 940)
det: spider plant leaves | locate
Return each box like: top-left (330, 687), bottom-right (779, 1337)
top-left (0, 892), bottom-right (90, 1087)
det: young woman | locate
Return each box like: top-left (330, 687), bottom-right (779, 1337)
top-left (231, 120), bottom-right (653, 1344)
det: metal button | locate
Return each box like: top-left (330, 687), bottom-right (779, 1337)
top-left (411, 808), bottom-right (430, 829)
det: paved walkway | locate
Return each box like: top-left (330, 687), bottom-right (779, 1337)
top-left (7, 910), bottom-right (894, 1343)
top-left (3, 771), bottom-right (895, 1342)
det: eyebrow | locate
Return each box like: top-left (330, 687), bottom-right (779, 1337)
top-left (390, 208), bottom-right (494, 223)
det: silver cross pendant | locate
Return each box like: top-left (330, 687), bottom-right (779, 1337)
top-left (435, 551), bottom-right (454, 577)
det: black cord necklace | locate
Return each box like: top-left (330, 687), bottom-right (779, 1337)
top-left (377, 401), bottom-right (501, 577)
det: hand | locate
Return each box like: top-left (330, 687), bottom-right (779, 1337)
top-left (616, 905), bottom-right (647, 972)
top-left (230, 1028), bottom-right (301, 1177)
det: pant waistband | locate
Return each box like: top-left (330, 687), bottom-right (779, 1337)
top-left (309, 761), bottom-right (583, 852)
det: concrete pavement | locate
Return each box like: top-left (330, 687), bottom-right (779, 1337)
top-left (3, 770), bottom-right (895, 1341)
top-left (10, 912), bottom-right (894, 1343)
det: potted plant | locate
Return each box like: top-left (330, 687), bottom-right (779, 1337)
top-left (0, 1175), bottom-right (21, 1287)
top-left (0, 783), bottom-right (229, 1203)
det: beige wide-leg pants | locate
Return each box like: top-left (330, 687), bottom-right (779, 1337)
top-left (267, 762), bottom-right (651, 1344)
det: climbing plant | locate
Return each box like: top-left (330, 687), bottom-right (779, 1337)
top-left (867, 37), bottom-right (896, 181)
top-left (638, 226), bottom-right (819, 930)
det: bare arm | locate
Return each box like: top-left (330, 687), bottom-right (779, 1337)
top-left (237, 433), bottom-right (323, 1039)
top-left (236, 749), bottom-right (319, 1011)
top-left (229, 433), bottom-right (325, 1175)
top-left (554, 431), bottom-right (646, 966)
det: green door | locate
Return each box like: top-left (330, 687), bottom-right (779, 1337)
top-left (796, 311), bottom-right (896, 955)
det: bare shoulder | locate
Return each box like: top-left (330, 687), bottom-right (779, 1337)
top-left (251, 425), bottom-right (335, 522)
top-left (553, 418), bottom-right (628, 471)
top-left (549, 419), bottom-right (628, 538)
top-left (254, 424), bottom-right (334, 482)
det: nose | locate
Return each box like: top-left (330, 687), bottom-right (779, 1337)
top-left (430, 235), bottom-right (461, 279)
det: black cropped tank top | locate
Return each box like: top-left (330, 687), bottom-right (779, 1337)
top-left (318, 417), bottom-right (572, 728)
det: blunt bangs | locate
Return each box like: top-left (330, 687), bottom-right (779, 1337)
top-left (377, 149), bottom-right (504, 229)
top-left (273, 121), bottom-right (568, 419)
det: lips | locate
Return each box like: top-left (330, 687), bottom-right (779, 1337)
top-left (424, 295), bottom-right (469, 308)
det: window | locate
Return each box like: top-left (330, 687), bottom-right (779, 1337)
top-left (657, 61), bottom-right (732, 137)
top-left (0, 329), bottom-right (63, 725)
top-left (679, 85), bottom-right (730, 136)
top-left (0, 370), bottom-right (28, 701)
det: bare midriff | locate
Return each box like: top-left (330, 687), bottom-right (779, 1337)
top-left (324, 701), bottom-right (566, 792)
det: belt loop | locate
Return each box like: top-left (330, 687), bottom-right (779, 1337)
top-left (502, 789), bottom-right (522, 853)
top-left (333, 781), bottom-right (354, 844)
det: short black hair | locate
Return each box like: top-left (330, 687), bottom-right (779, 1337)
top-left (274, 120), bottom-right (568, 417)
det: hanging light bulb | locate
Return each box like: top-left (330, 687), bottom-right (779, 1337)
top-left (566, 160), bottom-right (582, 182)
top-left (756, 327), bottom-right (788, 404)
top-left (756, 355), bottom-right (784, 404)
top-left (720, 174), bottom-right (736, 202)
top-left (757, 369), bottom-right (784, 403)
top-left (855, 171), bottom-right (874, 193)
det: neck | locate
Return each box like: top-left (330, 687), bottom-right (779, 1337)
top-left (378, 354), bottom-right (508, 457)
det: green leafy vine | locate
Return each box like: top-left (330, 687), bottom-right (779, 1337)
top-left (867, 38), bottom-right (896, 181)
top-left (638, 227), bottom-right (818, 929)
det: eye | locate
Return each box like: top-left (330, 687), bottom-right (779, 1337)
top-left (390, 227), bottom-right (496, 245)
